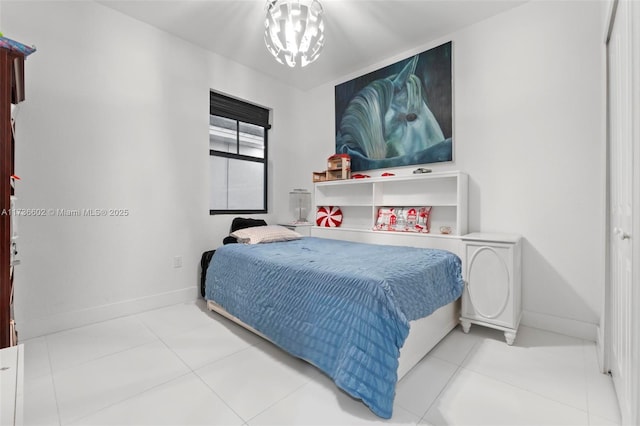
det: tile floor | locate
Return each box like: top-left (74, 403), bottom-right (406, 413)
top-left (21, 300), bottom-right (621, 426)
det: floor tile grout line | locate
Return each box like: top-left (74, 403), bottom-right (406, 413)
top-left (243, 379), bottom-right (318, 425)
top-left (20, 338), bottom-right (57, 382)
top-left (43, 334), bottom-right (63, 426)
top-left (64, 370), bottom-right (194, 426)
top-left (520, 324), bottom-right (596, 343)
top-left (47, 336), bottom-right (161, 377)
top-left (33, 300), bottom-right (195, 341)
top-left (154, 334), bottom-right (194, 371)
top-left (397, 328), bottom-right (479, 421)
top-left (189, 338), bottom-right (320, 425)
top-left (455, 332), bottom-right (596, 414)
top-left (47, 334), bottom-right (187, 425)
top-left (460, 358), bottom-right (590, 412)
top-left (582, 337), bottom-right (594, 424)
top-left (153, 329), bottom-right (259, 423)
top-left (151, 331), bottom-right (238, 375)
top-left (416, 355), bottom-right (469, 423)
top-left (133, 310), bottom-right (164, 338)
top-left (137, 300), bottom-right (312, 421)
top-left (455, 363), bottom-right (592, 419)
top-left (41, 313), bottom-right (153, 344)
top-left (193, 370), bottom-right (253, 424)
top-left (458, 334), bottom-right (483, 367)
top-left (135, 306), bottom-right (267, 373)
top-left (173, 335), bottom-right (261, 374)
top-left (395, 354), bottom-right (460, 420)
top-left (45, 315), bottom-right (159, 376)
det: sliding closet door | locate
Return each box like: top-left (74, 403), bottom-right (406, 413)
top-left (607, 1), bottom-right (639, 424)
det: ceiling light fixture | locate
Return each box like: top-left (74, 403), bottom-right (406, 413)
top-left (264, 0), bottom-right (325, 68)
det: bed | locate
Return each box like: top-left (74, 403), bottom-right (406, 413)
top-left (204, 232), bottom-right (463, 419)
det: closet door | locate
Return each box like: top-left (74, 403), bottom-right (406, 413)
top-left (607, 1), bottom-right (639, 424)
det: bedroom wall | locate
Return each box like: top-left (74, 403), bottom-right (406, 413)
top-left (302, 0), bottom-right (606, 339)
top-left (2, 1), bottom-right (308, 338)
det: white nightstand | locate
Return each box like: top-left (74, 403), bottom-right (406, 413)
top-left (279, 223), bottom-right (312, 236)
top-left (460, 233), bottom-right (522, 345)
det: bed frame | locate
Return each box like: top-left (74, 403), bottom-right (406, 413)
top-left (207, 297), bottom-right (459, 381)
top-left (205, 223), bottom-right (463, 382)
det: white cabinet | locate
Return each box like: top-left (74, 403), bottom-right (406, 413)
top-left (312, 171), bottom-right (468, 237)
top-left (279, 223), bottom-right (312, 236)
top-left (460, 233), bottom-right (522, 345)
top-left (0, 344), bottom-right (24, 426)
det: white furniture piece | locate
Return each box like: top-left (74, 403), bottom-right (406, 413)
top-left (0, 344), bottom-right (24, 426)
top-left (312, 171), bottom-right (468, 236)
top-left (279, 222), bottom-right (312, 236)
top-left (460, 233), bottom-right (522, 345)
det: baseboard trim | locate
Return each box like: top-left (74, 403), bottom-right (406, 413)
top-left (17, 287), bottom-right (198, 340)
top-left (521, 310), bottom-right (598, 341)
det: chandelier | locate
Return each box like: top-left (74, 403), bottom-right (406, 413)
top-left (264, 0), bottom-right (325, 68)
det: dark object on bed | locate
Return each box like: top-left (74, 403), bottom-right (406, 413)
top-left (222, 217), bottom-right (267, 245)
top-left (200, 217), bottom-right (268, 296)
top-left (200, 250), bottom-right (216, 297)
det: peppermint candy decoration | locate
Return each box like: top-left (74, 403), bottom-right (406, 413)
top-left (316, 206), bottom-right (343, 227)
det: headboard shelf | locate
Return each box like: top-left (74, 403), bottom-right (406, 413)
top-left (312, 171), bottom-right (468, 242)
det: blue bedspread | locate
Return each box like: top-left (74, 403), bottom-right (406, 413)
top-left (205, 237), bottom-right (463, 418)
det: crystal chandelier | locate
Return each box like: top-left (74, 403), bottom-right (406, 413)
top-left (264, 0), bottom-right (325, 68)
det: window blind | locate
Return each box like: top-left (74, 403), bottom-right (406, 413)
top-left (210, 92), bottom-right (270, 128)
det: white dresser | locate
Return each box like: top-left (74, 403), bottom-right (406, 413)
top-left (0, 344), bottom-right (24, 425)
top-left (460, 233), bottom-right (522, 345)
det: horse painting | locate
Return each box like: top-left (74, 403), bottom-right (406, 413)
top-left (335, 42), bottom-right (452, 171)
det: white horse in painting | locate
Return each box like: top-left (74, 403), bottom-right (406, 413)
top-left (336, 55), bottom-right (450, 171)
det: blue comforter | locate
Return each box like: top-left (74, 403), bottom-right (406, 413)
top-left (205, 237), bottom-right (463, 418)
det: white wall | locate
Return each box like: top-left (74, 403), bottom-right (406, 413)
top-left (2, 1), bottom-right (308, 338)
top-left (302, 0), bottom-right (606, 339)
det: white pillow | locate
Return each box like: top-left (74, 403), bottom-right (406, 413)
top-left (230, 225), bottom-right (302, 244)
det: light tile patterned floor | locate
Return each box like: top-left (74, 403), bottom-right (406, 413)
top-left (21, 300), bottom-right (621, 425)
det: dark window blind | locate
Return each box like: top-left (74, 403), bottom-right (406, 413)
top-left (210, 92), bottom-right (270, 128)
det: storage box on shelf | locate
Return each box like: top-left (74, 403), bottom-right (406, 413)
top-left (326, 154), bottom-right (351, 181)
top-left (312, 171), bottom-right (468, 241)
top-left (312, 172), bottom-right (327, 183)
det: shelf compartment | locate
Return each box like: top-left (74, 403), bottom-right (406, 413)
top-left (370, 205), bottom-right (458, 235)
top-left (315, 184), bottom-right (373, 206)
top-left (427, 205), bottom-right (459, 235)
top-left (315, 205), bottom-right (373, 229)
top-left (376, 177), bottom-right (458, 206)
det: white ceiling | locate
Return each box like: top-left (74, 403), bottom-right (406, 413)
top-left (97, 0), bottom-right (526, 91)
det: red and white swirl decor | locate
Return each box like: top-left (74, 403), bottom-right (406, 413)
top-left (316, 206), bottom-right (343, 227)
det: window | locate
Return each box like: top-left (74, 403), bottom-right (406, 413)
top-left (209, 92), bottom-right (270, 214)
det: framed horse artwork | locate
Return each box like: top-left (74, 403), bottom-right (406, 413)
top-left (335, 41), bottom-right (453, 172)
